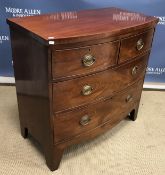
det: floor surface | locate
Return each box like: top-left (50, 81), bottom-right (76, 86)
top-left (0, 86), bottom-right (165, 175)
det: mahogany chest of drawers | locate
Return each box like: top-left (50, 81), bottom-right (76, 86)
top-left (7, 7), bottom-right (158, 171)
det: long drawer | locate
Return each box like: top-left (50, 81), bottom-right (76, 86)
top-left (53, 53), bottom-right (149, 113)
top-left (53, 79), bottom-right (143, 143)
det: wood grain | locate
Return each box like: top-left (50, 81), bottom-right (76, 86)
top-left (52, 40), bottom-right (119, 80)
top-left (53, 53), bottom-right (149, 113)
top-left (54, 79), bottom-right (143, 143)
top-left (7, 7), bottom-right (158, 45)
top-left (119, 28), bottom-right (154, 63)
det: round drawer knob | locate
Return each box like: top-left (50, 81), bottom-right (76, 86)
top-left (126, 95), bottom-right (133, 103)
top-left (136, 39), bottom-right (144, 51)
top-left (82, 85), bottom-right (93, 96)
top-left (132, 66), bottom-right (138, 75)
top-left (80, 115), bottom-right (91, 126)
top-left (82, 54), bottom-right (95, 67)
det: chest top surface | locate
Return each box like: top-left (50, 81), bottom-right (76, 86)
top-left (7, 7), bottom-right (158, 44)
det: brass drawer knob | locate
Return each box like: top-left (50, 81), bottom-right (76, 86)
top-left (126, 95), bottom-right (133, 103)
top-left (82, 54), bottom-right (95, 67)
top-left (80, 115), bottom-right (91, 126)
top-left (82, 85), bottom-right (93, 96)
top-left (132, 66), bottom-right (138, 75)
top-left (136, 38), bottom-right (144, 51)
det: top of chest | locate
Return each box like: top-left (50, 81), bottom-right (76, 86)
top-left (7, 7), bottom-right (158, 45)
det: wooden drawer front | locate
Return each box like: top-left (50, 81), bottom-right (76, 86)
top-left (53, 53), bottom-right (149, 113)
top-left (52, 41), bottom-right (119, 80)
top-left (53, 79), bottom-right (143, 143)
top-left (119, 29), bottom-right (154, 63)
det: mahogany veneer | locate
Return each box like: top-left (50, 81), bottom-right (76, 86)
top-left (7, 7), bottom-right (158, 171)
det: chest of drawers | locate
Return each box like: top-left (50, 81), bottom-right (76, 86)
top-left (7, 7), bottom-right (158, 171)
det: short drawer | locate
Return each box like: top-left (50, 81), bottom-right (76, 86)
top-left (53, 53), bottom-right (149, 113)
top-left (53, 79), bottom-right (143, 143)
top-left (52, 41), bottom-right (119, 80)
top-left (119, 29), bottom-right (154, 63)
